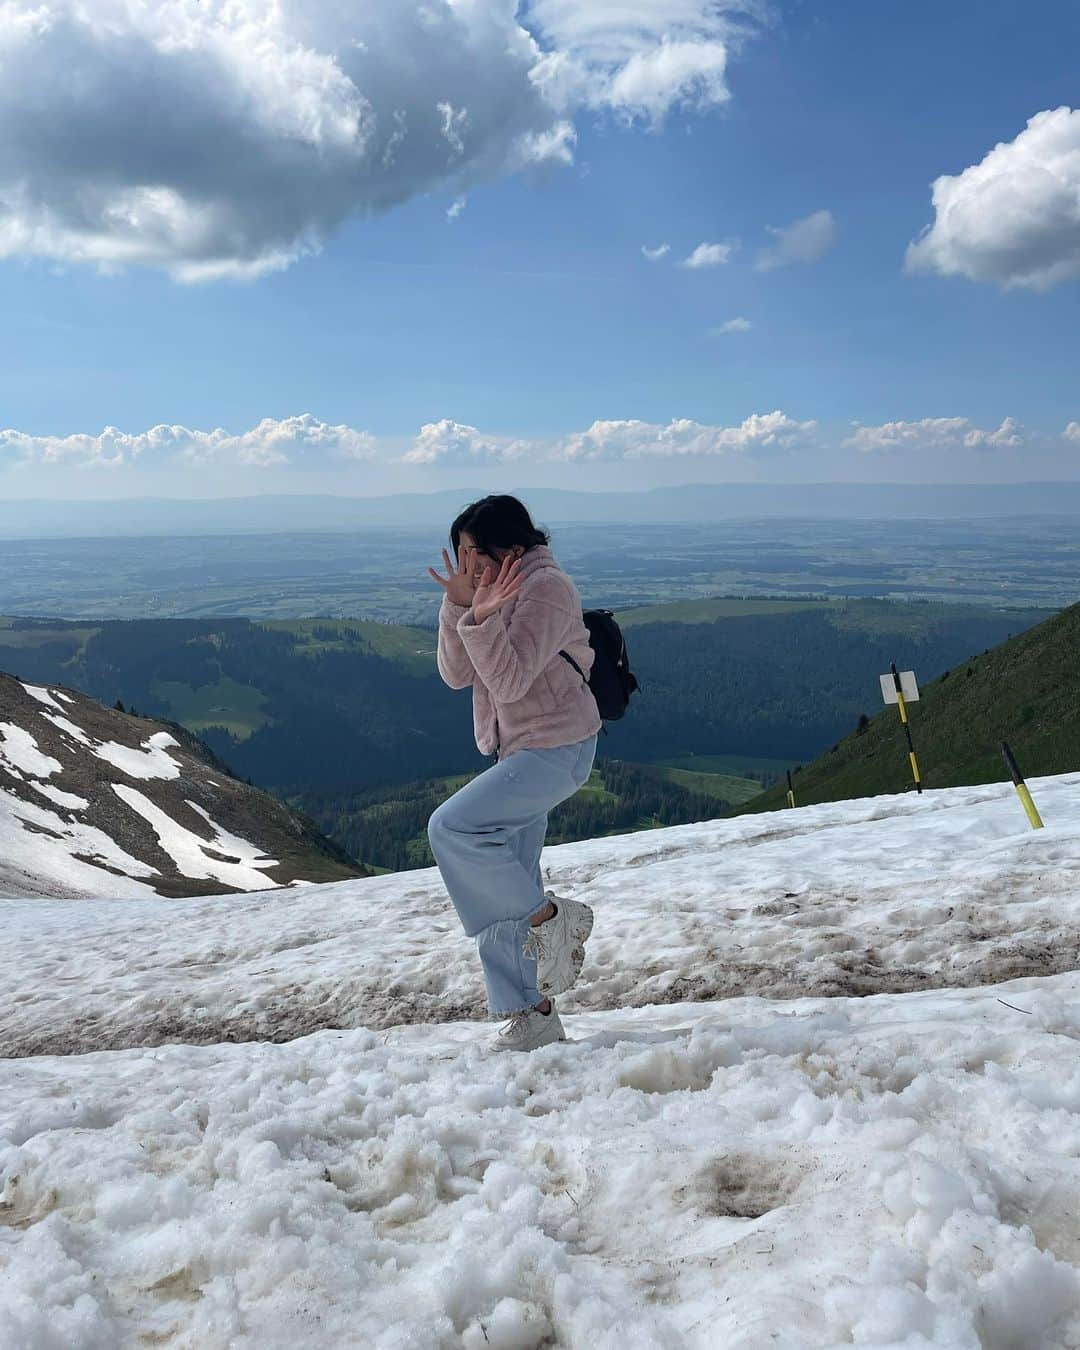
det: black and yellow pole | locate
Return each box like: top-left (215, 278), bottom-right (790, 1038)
top-left (1001, 741), bottom-right (1044, 830)
top-left (786, 770), bottom-right (796, 809)
top-left (890, 662), bottom-right (923, 794)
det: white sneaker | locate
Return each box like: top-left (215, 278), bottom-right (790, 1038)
top-left (493, 1003), bottom-right (565, 1053)
top-left (522, 893), bottom-right (594, 996)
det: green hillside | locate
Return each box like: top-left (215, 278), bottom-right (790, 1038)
top-left (739, 601), bottom-right (1080, 814)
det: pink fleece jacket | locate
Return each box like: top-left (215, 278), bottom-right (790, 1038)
top-left (436, 544), bottom-right (602, 757)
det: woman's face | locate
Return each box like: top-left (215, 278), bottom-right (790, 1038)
top-left (458, 532), bottom-right (519, 586)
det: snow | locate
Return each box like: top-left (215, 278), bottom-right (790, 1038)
top-left (19, 683), bottom-right (66, 712)
top-left (30, 783), bottom-right (90, 811)
top-left (112, 785), bottom-right (280, 892)
top-left (0, 723), bottom-right (62, 779)
top-left (39, 711), bottom-right (93, 747)
top-left (0, 789), bottom-right (158, 900)
top-left (1, 774), bottom-right (1080, 1346)
top-left (94, 731), bottom-right (182, 781)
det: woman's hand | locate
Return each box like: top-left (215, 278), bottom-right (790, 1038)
top-left (427, 545), bottom-right (475, 607)
top-left (472, 555), bottom-right (524, 624)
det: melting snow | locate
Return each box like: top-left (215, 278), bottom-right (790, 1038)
top-left (1, 775), bottom-right (1079, 1345)
top-left (30, 783), bottom-right (89, 811)
top-left (94, 731), bottom-right (182, 781)
top-left (112, 784), bottom-right (280, 892)
top-left (19, 684), bottom-right (66, 711)
top-left (0, 790), bottom-right (158, 900)
top-left (39, 712), bottom-right (93, 747)
top-left (0, 723), bottom-right (62, 780)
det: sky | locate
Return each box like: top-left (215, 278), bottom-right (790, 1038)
top-left (1, 0), bottom-right (1079, 500)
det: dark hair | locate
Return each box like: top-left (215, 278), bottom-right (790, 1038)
top-left (450, 494), bottom-right (550, 558)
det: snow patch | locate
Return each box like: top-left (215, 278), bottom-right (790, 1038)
top-left (19, 683), bottom-right (65, 711)
top-left (30, 783), bottom-right (89, 811)
top-left (112, 785), bottom-right (279, 892)
top-left (0, 789), bottom-right (158, 899)
top-left (0, 723), bottom-right (62, 779)
top-left (93, 731), bottom-right (182, 781)
top-left (39, 712), bottom-right (93, 747)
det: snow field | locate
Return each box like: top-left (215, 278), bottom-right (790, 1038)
top-left (2, 978), bottom-right (1079, 1347)
top-left (4, 773), bottom-right (1080, 1056)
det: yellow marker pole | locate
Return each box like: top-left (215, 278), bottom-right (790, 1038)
top-left (891, 663), bottom-right (923, 794)
top-left (786, 769), bottom-right (796, 809)
top-left (1001, 741), bottom-right (1044, 830)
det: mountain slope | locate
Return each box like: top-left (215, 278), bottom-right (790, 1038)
top-left (739, 601), bottom-right (1080, 813)
top-left (0, 672), bottom-right (366, 898)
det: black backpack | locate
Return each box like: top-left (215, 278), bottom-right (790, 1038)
top-left (559, 610), bottom-right (640, 722)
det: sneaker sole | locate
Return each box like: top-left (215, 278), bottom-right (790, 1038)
top-left (538, 901), bottom-right (594, 996)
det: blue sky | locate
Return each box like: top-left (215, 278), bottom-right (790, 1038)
top-left (1, 0), bottom-right (1078, 497)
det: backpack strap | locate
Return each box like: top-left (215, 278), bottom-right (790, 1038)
top-left (559, 649), bottom-right (587, 682)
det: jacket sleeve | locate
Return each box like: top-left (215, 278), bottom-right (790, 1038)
top-left (436, 596), bottom-right (476, 690)
top-left (456, 574), bottom-right (577, 704)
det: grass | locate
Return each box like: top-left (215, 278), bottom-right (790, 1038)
top-left (261, 618), bottom-right (437, 675)
top-left (737, 602), bottom-right (1080, 816)
top-left (152, 677), bottom-right (271, 741)
top-left (654, 752), bottom-right (793, 779)
top-left (653, 766), bottom-right (764, 805)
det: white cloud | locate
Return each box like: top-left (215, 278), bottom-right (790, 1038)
top-left (0, 414), bottom-right (376, 470)
top-left (709, 317), bottom-right (752, 334)
top-left (1064, 422), bottom-right (1080, 443)
top-left (846, 417), bottom-right (1025, 453)
top-left (755, 209), bottom-right (837, 271)
top-left (906, 108), bottom-right (1080, 291)
top-left (682, 242), bottom-right (735, 268)
top-left (0, 0), bottom-right (764, 282)
top-left (642, 243), bottom-right (671, 261)
top-left (447, 196), bottom-right (467, 223)
top-left (527, 1), bottom-right (763, 123)
top-left (557, 411), bottom-right (816, 460)
top-left (401, 420), bottom-right (530, 466)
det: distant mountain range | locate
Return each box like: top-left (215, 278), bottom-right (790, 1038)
top-left (0, 673), bottom-right (366, 899)
top-left (5, 482), bottom-right (1080, 537)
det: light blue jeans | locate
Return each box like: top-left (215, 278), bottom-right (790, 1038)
top-left (428, 734), bottom-right (598, 1017)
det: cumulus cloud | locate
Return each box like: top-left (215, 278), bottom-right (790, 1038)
top-left (1064, 422), bottom-right (1080, 443)
top-left (682, 241), bottom-right (735, 268)
top-left (0, 0), bottom-right (765, 281)
top-left (846, 417), bottom-right (1024, 453)
top-left (0, 414), bottom-right (375, 470)
top-left (527, 1), bottom-right (762, 123)
top-left (709, 317), bottom-right (752, 334)
top-left (642, 243), bottom-right (671, 261)
top-left (557, 411), bottom-right (816, 460)
top-left (755, 209), bottom-right (837, 271)
top-left (401, 420), bottom-right (530, 466)
top-left (906, 108), bottom-right (1080, 291)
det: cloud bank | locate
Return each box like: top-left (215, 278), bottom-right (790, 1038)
top-left (557, 412), bottom-right (816, 460)
top-left (906, 107), bottom-right (1080, 291)
top-left (0, 415), bottom-right (376, 470)
top-left (846, 417), bottom-right (1024, 453)
top-left (0, 0), bottom-right (764, 281)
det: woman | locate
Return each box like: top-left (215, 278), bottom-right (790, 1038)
top-left (426, 494), bottom-right (601, 1052)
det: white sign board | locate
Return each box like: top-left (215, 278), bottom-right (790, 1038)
top-left (880, 670), bottom-right (920, 705)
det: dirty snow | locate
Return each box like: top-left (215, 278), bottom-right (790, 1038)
top-left (112, 785), bottom-right (280, 893)
top-left (0, 723), bottom-right (62, 780)
top-left (4, 773), bottom-right (1079, 1056)
top-left (94, 731), bottom-right (182, 781)
top-left (2, 775), bottom-right (1080, 1346)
